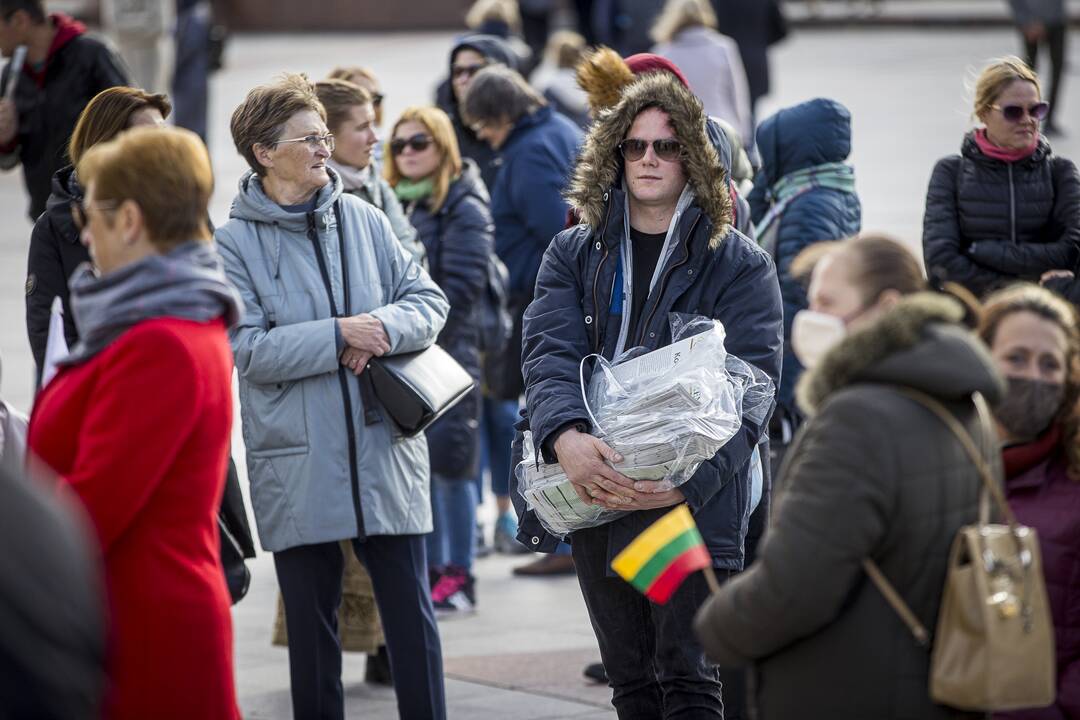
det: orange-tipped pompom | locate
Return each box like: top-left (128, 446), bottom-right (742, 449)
top-left (576, 46), bottom-right (635, 117)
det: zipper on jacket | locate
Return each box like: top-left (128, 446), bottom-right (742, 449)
top-left (1007, 163), bottom-right (1017, 244)
top-left (636, 214), bottom-right (702, 347)
top-left (590, 193), bottom-right (616, 353)
top-left (306, 209), bottom-right (367, 538)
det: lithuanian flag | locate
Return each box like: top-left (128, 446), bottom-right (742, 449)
top-left (611, 505), bottom-right (712, 604)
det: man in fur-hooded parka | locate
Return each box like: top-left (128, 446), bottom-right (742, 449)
top-left (518, 71), bottom-right (782, 716)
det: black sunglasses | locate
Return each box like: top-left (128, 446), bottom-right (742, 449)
top-left (390, 133), bottom-right (434, 156)
top-left (451, 63), bottom-right (487, 81)
top-left (993, 102), bottom-right (1050, 123)
top-left (618, 138), bottom-right (683, 163)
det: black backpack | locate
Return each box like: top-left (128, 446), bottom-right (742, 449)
top-left (434, 194), bottom-right (513, 359)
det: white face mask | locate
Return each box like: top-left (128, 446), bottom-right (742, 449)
top-left (791, 310), bottom-right (848, 369)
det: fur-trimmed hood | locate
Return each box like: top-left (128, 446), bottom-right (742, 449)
top-left (565, 72), bottom-right (732, 246)
top-left (796, 293), bottom-right (1004, 415)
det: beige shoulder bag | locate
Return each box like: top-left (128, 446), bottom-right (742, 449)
top-left (863, 389), bottom-right (1055, 712)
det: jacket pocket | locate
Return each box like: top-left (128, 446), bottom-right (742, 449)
top-left (243, 380), bottom-right (310, 456)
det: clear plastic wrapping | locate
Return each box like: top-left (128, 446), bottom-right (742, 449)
top-left (517, 315), bottom-right (774, 538)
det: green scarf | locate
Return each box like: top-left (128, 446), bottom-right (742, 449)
top-left (393, 177), bottom-right (435, 203)
top-left (755, 162), bottom-right (856, 239)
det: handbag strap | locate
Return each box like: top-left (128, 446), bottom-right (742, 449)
top-left (898, 389), bottom-right (1017, 528)
top-left (862, 388), bottom-right (1010, 648)
top-left (861, 559), bottom-right (930, 646)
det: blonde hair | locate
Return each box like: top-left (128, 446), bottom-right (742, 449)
top-left (791, 233), bottom-right (927, 304)
top-left (384, 106), bottom-right (462, 213)
top-left (651, 0), bottom-right (717, 44)
top-left (980, 284), bottom-right (1080, 480)
top-left (314, 79), bottom-right (372, 134)
top-left (327, 66), bottom-right (382, 124)
top-left (544, 30), bottom-right (587, 70)
top-left (973, 56), bottom-right (1041, 121)
top-left (465, 0), bottom-right (521, 33)
top-left (77, 126), bottom-right (213, 248)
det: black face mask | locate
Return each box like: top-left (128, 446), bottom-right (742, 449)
top-left (996, 377), bottom-right (1065, 442)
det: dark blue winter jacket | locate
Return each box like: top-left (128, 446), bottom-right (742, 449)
top-left (490, 105), bottom-right (583, 299)
top-left (749, 98), bottom-right (861, 418)
top-left (405, 159), bottom-right (494, 479)
top-left (436, 34), bottom-right (519, 193)
top-left (518, 73), bottom-right (783, 570)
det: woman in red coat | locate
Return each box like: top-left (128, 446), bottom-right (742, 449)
top-left (27, 127), bottom-right (242, 720)
top-left (980, 284), bottom-right (1080, 719)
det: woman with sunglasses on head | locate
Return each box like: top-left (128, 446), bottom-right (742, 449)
top-left (386, 106), bottom-right (493, 614)
top-left (978, 284), bottom-right (1080, 720)
top-left (216, 74), bottom-right (449, 720)
top-left (923, 56), bottom-right (1080, 299)
top-left (25, 86), bottom-right (169, 388)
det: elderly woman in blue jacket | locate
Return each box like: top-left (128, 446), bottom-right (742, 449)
top-left (749, 97), bottom-right (861, 468)
top-left (216, 74), bottom-right (449, 720)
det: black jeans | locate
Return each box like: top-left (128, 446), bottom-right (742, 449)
top-left (274, 535), bottom-right (446, 720)
top-left (1024, 23), bottom-right (1066, 127)
top-left (572, 519), bottom-right (725, 719)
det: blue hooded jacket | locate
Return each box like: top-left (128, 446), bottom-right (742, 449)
top-left (515, 73), bottom-right (782, 570)
top-left (490, 105), bottom-right (583, 299)
top-left (748, 98), bottom-right (861, 418)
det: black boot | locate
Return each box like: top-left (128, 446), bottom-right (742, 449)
top-left (364, 645), bottom-right (393, 686)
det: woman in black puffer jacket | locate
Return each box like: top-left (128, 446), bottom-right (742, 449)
top-left (923, 56), bottom-right (1080, 299)
top-left (387, 106), bottom-right (493, 613)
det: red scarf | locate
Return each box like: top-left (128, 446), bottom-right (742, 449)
top-left (1003, 424), bottom-right (1061, 480)
top-left (974, 128), bottom-right (1038, 163)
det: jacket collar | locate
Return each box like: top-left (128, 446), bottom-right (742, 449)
top-left (502, 106), bottom-right (554, 155)
top-left (1004, 424), bottom-right (1062, 483)
top-left (229, 167), bottom-right (345, 231)
top-left (961, 130), bottom-right (1051, 166)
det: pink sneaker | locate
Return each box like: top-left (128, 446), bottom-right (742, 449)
top-left (431, 567), bottom-right (475, 614)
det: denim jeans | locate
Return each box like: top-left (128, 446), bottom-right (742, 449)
top-left (426, 474), bottom-right (478, 570)
top-left (572, 518), bottom-right (724, 719)
top-left (472, 395), bottom-right (519, 499)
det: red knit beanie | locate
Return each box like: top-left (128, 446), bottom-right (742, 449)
top-left (624, 53), bottom-right (691, 88)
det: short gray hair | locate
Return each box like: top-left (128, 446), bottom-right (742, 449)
top-left (461, 65), bottom-right (546, 127)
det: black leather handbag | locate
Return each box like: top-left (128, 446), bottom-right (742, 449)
top-left (218, 515), bottom-right (250, 604)
top-left (368, 344), bottom-right (475, 436)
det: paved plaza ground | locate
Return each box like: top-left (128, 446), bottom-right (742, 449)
top-left (1, 22), bottom-right (1079, 719)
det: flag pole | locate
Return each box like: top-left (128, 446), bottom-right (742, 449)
top-left (702, 565), bottom-right (722, 595)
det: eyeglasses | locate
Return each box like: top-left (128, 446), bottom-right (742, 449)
top-left (451, 63), bottom-right (487, 81)
top-left (618, 138), bottom-right (683, 163)
top-left (371, 93), bottom-right (384, 108)
top-left (992, 102), bottom-right (1050, 123)
top-left (275, 133), bottom-right (335, 152)
top-left (390, 133), bottom-right (434, 156)
top-left (71, 200), bottom-right (120, 231)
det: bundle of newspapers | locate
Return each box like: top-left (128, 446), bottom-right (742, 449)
top-left (517, 315), bottom-right (774, 538)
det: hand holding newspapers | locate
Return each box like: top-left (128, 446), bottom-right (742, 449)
top-left (517, 315), bottom-right (774, 537)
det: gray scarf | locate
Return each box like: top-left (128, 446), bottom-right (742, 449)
top-left (64, 241), bottom-right (242, 366)
top-left (327, 158), bottom-right (373, 195)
